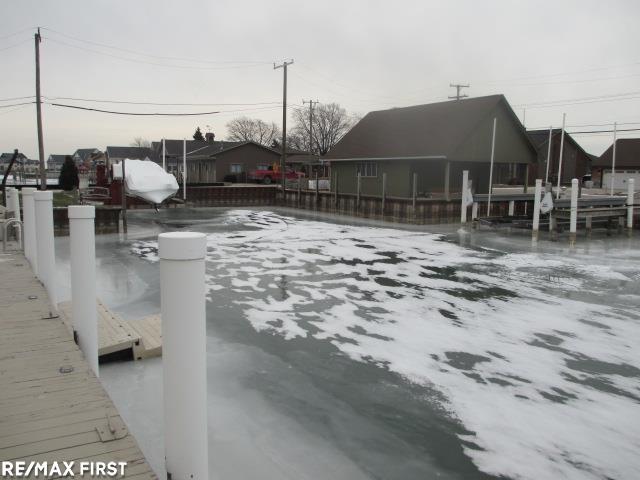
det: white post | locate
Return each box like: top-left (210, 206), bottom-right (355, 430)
top-left (544, 126), bottom-right (553, 185)
top-left (610, 122), bottom-right (617, 196)
top-left (381, 172), bottom-right (387, 215)
top-left (556, 113), bottom-right (566, 199)
top-left (570, 178), bottom-right (579, 245)
top-left (34, 190), bottom-right (57, 309)
top-left (487, 117), bottom-right (497, 216)
top-left (7, 188), bottom-right (22, 245)
top-left (22, 188), bottom-right (37, 273)
top-left (183, 138), bottom-right (187, 201)
top-left (356, 172), bottom-right (361, 209)
top-left (461, 170), bottom-right (469, 223)
top-left (508, 200), bottom-right (515, 216)
top-left (68, 206), bottom-right (98, 377)
top-left (628, 178), bottom-right (635, 230)
top-left (162, 138), bottom-right (166, 171)
top-left (159, 232), bottom-right (208, 480)
top-left (472, 202), bottom-right (478, 220)
top-left (532, 179), bottom-right (542, 240)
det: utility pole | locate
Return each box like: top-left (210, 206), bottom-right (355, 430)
top-left (302, 99), bottom-right (318, 161)
top-left (35, 28), bottom-right (46, 190)
top-left (449, 83), bottom-right (469, 101)
top-left (274, 59), bottom-right (293, 194)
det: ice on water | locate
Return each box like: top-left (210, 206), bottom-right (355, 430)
top-left (131, 210), bottom-right (640, 480)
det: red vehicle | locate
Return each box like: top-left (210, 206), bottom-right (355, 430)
top-left (249, 165), bottom-right (305, 184)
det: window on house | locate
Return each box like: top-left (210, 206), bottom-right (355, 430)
top-left (230, 164), bottom-right (243, 173)
top-left (257, 164), bottom-right (269, 171)
top-left (356, 162), bottom-right (378, 178)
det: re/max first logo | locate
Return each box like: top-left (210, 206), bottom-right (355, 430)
top-left (1, 461), bottom-right (127, 477)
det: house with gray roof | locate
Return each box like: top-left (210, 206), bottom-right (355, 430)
top-left (592, 138), bottom-right (640, 191)
top-left (325, 94), bottom-right (537, 198)
top-left (526, 129), bottom-right (591, 184)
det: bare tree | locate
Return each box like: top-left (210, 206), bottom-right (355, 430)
top-left (131, 137), bottom-right (151, 148)
top-left (226, 117), bottom-right (281, 146)
top-left (290, 103), bottom-right (358, 156)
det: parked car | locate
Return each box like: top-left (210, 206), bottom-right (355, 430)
top-left (248, 167), bottom-right (304, 184)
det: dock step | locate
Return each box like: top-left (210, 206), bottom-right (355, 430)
top-left (58, 300), bottom-right (162, 362)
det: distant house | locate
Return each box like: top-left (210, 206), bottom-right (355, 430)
top-left (105, 146), bottom-right (157, 167)
top-left (0, 152), bottom-right (29, 174)
top-left (72, 148), bottom-right (105, 169)
top-left (325, 95), bottom-right (537, 198)
top-left (592, 138), bottom-right (640, 191)
top-left (152, 135), bottom-right (282, 183)
top-left (46, 154), bottom-right (70, 172)
top-left (526, 129), bottom-right (591, 184)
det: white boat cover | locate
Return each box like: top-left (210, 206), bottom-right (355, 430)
top-left (121, 158), bottom-right (178, 204)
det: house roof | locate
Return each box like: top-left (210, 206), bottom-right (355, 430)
top-left (0, 152), bottom-right (28, 163)
top-left (593, 138), bottom-right (640, 167)
top-left (105, 146), bottom-right (157, 162)
top-left (73, 148), bottom-right (100, 160)
top-left (526, 129), bottom-right (590, 159)
top-left (152, 139), bottom-right (280, 160)
top-left (47, 154), bottom-right (69, 164)
top-left (325, 94), bottom-right (536, 162)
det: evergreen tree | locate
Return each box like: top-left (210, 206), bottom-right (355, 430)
top-left (193, 127), bottom-right (204, 141)
top-left (58, 156), bottom-right (79, 191)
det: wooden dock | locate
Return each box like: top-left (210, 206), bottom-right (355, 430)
top-left (58, 302), bottom-right (162, 362)
top-left (0, 252), bottom-right (157, 478)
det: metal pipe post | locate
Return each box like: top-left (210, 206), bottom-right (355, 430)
top-left (34, 190), bottom-right (56, 308)
top-left (461, 170), bottom-right (468, 223)
top-left (544, 126), bottom-right (553, 185)
top-left (22, 188), bottom-right (38, 273)
top-left (532, 179), bottom-right (542, 241)
top-left (356, 172), bottom-right (361, 210)
top-left (183, 138), bottom-right (187, 201)
top-left (159, 232), bottom-right (208, 480)
top-left (381, 172), bottom-right (387, 216)
top-left (68, 206), bottom-right (98, 377)
top-left (569, 178), bottom-right (579, 245)
top-left (610, 122), bottom-right (617, 195)
top-left (487, 117), bottom-right (497, 216)
top-left (628, 178), bottom-right (635, 232)
top-left (556, 113), bottom-right (566, 199)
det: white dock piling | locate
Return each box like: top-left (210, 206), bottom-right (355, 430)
top-left (34, 190), bottom-right (56, 308)
top-left (22, 188), bottom-right (37, 273)
top-left (68, 206), bottom-right (98, 377)
top-left (472, 202), bottom-right (478, 221)
top-left (569, 178), bottom-right (579, 245)
top-left (461, 170), bottom-right (469, 224)
top-left (7, 188), bottom-right (22, 245)
top-left (628, 178), bottom-right (635, 232)
top-left (532, 179), bottom-right (542, 241)
top-left (159, 232), bottom-right (208, 480)
top-left (508, 200), bottom-right (515, 216)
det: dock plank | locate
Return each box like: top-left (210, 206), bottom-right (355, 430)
top-left (0, 253), bottom-right (155, 478)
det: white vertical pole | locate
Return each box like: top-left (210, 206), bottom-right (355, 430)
top-left (22, 188), bottom-right (37, 273)
top-left (162, 138), bottom-right (166, 171)
top-left (7, 188), bottom-right (22, 246)
top-left (444, 161), bottom-right (450, 201)
top-left (544, 126), bottom-right (553, 185)
top-left (487, 117), bottom-right (497, 216)
top-left (610, 122), bottom-right (617, 195)
top-left (628, 178), bottom-right (635, 230)
top-left (68, 206), bottom-right (98, 377)
top-left (34, 190), bottom-right (56, 308)
top-left (532, 179), bottom-right (542, 240)
top-left (472, 202), bottom-right (478, 220)
top-left (556, 113), bottom-right (566, 199)
top-left (381, 172), bottom-right (387, 215)
top-left (508, 200), bottom-right (515, 216)
top-left (356, 172), bottom-right (361, 208)
top-left (570, 178), bottom-right (579, 245)
top-left (461, 170), bottom-right (469, 223)
top-left (159, 232), bottom-right (208, 480)
top-left (183, 138), bottom-right (187, 201)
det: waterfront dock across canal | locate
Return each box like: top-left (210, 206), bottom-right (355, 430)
top-left (0, 251), bottom-right (157, 479)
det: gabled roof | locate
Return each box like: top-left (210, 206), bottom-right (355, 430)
top-left (105, 146), bottom-right (157, 162)
top-left (152, 139), bottom-right (280, 160)
top-left (0, 152), bottom-right (28, 163)
top-left (526, 129), bottom-right (590, 158)
top-left (593, 138), bottom-right (640, 167)
top-left (325, 94), bottom-right (536, 161)
top-left (47, 154), bottom-right (69, 164)
top-left (73, 148), bottom-right (101, 161)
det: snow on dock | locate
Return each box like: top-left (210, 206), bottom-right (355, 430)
top-left (0, 253), bottom-right (156, 478)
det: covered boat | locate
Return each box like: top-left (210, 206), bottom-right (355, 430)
top-left (114, 158), bottom-right (179, 205)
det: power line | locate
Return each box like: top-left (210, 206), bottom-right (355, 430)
top-left (568, 128), bottom-right (640, 134)
top-left (47, 103), bottom-right (220, 116)
top-left (40, 27), bottom-right (271, 66)
top-left (0, 101), bottom-right (34, 108)
top-left (0, 38), bottom-right (32, 52)
top-left (0, 96), bottom-right (35, 103)
top-left (513, 91), bottom-right (640, 109)
top-left (43, 96), bottom-right (282, 106)
top-left (44, 37), bottom-right (270, 71)
top-left (0, 27), bottom-right (36, 41)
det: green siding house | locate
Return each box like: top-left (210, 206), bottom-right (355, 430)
top-left (325, 95), bottom-right (537, 198)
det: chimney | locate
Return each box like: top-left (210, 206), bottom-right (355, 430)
top-left (205, 132), bottom-right (215, 144)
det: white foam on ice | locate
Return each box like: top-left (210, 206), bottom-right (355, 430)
top-left (132, 210), bottom-right (640, 480)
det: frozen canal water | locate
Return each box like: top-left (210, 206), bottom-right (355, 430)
top-left (55, 208), bottom-right (640, 480)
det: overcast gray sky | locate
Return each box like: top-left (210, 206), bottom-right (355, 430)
top-left (1, 0), bottom-right (639, 159)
